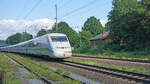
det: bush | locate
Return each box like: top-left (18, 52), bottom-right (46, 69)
top-left (49, 72), bottom-right (62, 81)
top-left (73, 43), bottom-right (124, 54)
top-left (63, 71), bottom-right (70, 76)
top-left (56, 68), bottom-right (64, 75)
top-left (63, 79), bottom-right (82, 84)
top-left (73, 47), bottom-right (90, 53)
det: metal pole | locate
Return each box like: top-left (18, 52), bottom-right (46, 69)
top-left (55, 0), bottom-right (58, 32)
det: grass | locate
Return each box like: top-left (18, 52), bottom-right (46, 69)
top-left (63, 71), bottom-right (71, 76)
top-left (5, 71), bottom-right (21, 84)
top-left (27, 72), bottom-right (39, 79)
top-left (73, 47), bottom-right (150, 61)
top-left (63, 79), bottom-right (81, 84)
top-left (56, 68), bottom-right (64, 75)
top-left (0, 53), bottom-right (22, 84)
top-left (6, 53), bottom-right (82, 84)
top-left (73, 51), bottom-right (150, 61)
top-left (64, 58), bottom-right (150, 74)
top-left (56, 68), bottom-right (71, 76)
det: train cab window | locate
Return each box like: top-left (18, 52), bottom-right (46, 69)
top-left (51, 36), bottom-right (68, 42)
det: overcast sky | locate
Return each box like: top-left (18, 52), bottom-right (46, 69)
top-left (0, 0), bottom-right (113, 40)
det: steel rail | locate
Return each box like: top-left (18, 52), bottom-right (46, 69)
top-left (5, 55), bottom-right (54, 84)
top-left (61, 60), bottom-right (150, 84)
top-left (6, 54), bottom-right (86, 84)
top-left (72, 55), bottom-right (150, 63)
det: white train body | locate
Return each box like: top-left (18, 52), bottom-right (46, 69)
top-left (0, 33), bottom-right (72, 58)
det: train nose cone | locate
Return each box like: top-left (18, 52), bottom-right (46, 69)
top-left (54, 51), bottom-right (72, 58)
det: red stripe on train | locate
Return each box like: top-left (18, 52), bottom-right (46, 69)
top-left (64, 51), bottom-right (72, 53)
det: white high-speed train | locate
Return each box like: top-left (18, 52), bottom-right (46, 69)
top-left (0, 33), bottom-right (72, 58)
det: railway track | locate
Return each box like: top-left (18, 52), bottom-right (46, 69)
top-left (6, 54), bottom-right (88, 84)
top-left (72, 56), bottom-right (150, 63)
top-left (6, 53), bottom-right (150, 84)
top-left (60, 60), bottom-right (150, 84)
top-left (5, 55), bottom-right (53, 84)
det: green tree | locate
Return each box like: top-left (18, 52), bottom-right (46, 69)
top-left (142, 0), bottom-right (150, 7)
top-left (107, 0), bottom-right (150, 50)
top-left (6, 33), bottom-right (22, 45)
top-left (80, 31), bottom-right (92, 47)
top-left (82, 16), bottom-right (103, 36)
top-left (6, 32), bottom-right (33, 45)
top-left (37, 29), bottom-right (47, 37)
top-left (21, 32), bottom-right (33, 42)
top-left (50, 22), bottom-right (79, 48)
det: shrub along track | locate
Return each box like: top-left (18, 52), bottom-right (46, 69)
top-left (60, 60), bottom-right (150, 84)
top-left (5, 54), bottom-right (53, 84)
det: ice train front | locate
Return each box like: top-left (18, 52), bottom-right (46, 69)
top-left (49, 33), bottom-right (72, 58)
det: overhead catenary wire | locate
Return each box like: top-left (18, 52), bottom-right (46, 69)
top-left (47, 0), bottom-right (53, 18)
top-left (23, 0), bottom-right (42, 19)
top-left (61, 0), bottom-right (98, 19)
top-left (76, 0), bottom-right (104, 17)
top-left (73, 0), bottom-right (109, 21)
top-left (59, 0), bottom-right (73, 8)
top-left (16, 0), bottom-right (29, 20)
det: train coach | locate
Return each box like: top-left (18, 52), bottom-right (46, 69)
top-left (0, 33), bottom-right (72, 58)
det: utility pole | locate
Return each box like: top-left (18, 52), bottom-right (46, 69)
top-left (55, 0), bottom-right (58, 32)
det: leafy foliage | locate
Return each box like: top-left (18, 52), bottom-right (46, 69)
top-left (79, 31), bottom-right (92, 48)
top-left (6, 32), bottom-right (33, 45)
top-left (107, 0), bottom-right (150, 50)
top-left (82, 16), bottom-right (104, 36)
top-left (21, 32), bottom-right (33, 42)
top-left (6, 33), bottom-right (22, 45)
top-left (36, 29), bottom-right (47, 37)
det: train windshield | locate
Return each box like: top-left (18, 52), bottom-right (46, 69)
top-left (51, 36), bottom-right (68, 42)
